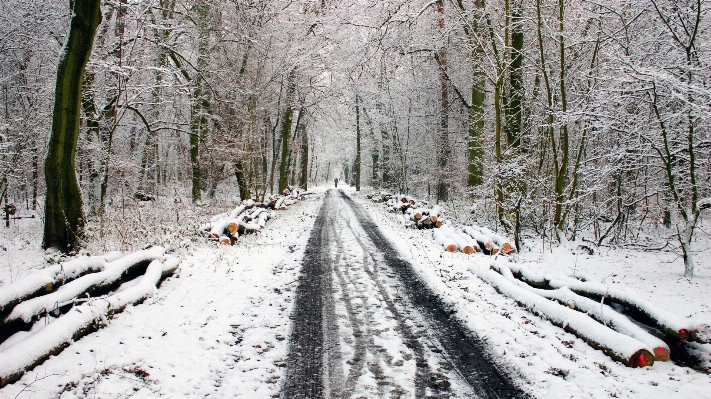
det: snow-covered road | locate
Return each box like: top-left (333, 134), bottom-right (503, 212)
top-left (282, 189), bottom-right (524, 398)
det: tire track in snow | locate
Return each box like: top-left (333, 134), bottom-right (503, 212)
top-left (339, 190), bottom-right (526, 399)
top-left (283, 190), bottom-right (525, 398)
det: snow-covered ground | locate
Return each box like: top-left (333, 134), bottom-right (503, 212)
top-left (0, 192), bottom-right (323, 398)
top-left (1, 186), bottom-right (710, 398)
top-left (353, 192), bottom-right (711, 398)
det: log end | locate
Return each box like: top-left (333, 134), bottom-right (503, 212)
top-left (227, 222), bottom-right (239, 236)
top-left (446, 245), bottom-right (458, 252)
top-left (678, 329), bottom-right (690, 341)
top-left (45, 282), bottom-right (53, 292)
top-left (628, 349), bottom-right (655, 368)
top-left (462, 246), bottom-right (475, 255)
top-left (653, 347), bottom-right (670, 362)
top-left (501, 243), bottom-right (514, 254)
top-left (219, 236), bottom-right (231, 245)
top-left (430, 215), bottom-right (438, 223)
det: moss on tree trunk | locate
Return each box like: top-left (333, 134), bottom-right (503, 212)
top-left (43, 0), bottom-right (102, 253)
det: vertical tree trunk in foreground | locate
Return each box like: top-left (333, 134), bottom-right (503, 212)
top-left (435, 0), bottom-right (450, 202)
top-left (43, 0), bottom-right (102, 253)
top-left (279, 70), bottom-right (297, 193)
top-left (355, 94), bottom-right (361, 191)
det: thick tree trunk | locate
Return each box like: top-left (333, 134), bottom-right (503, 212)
top-left (278, 70), bottom-right (297, 193)
top-left (43, 0), bottom-right (102, 253)
top-left (435, 0), bottom-right (450, 203)
top-left (507, 1), bottom-right (523, 148)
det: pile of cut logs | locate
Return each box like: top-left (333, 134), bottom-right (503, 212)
top-left (203, 189), bottom-right (309, 245)
top-left (367, 192), bottom-right (516, 256)
top-left (0, 248), bottom-right (179, 387)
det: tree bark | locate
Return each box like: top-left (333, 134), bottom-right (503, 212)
top-left (355, 94), bottom-right (361, 191)
top-left (435, 0), bottom-right (450, 203)
top-left (43, 0), bottom-right (102, 253)
top-left (278, 70), bottom-right (296, 193)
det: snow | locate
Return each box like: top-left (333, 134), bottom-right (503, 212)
top-left (0, 192), bottom-right (321, 398)
top-left (1, 187), bottom-right (711, 398)
top-left (0, 252), bottom-right (123, 313)
top-left (5, 247), bottom-right (166, 324)
top-left (352, 191), bottom-right (711, 398)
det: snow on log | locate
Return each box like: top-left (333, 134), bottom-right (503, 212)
top-left (463, 226), bottom-right (500, 255)
top-left (274, 196), bottom-right (286, 210)
top-left (209, 204), bottom-right (248, 237)
top-left (238, 220), bottom-right (261, 235)
top-left (476, 267), bottom-right (655, 368)
top-left (433, 229), bottom-right (457, 252)
top-left (440, 225), bottom-right (477, 254)
top-left (429, 205), bottom-right (442, 223)
top-left (546, 277), bottom-right (702, 342)
top-left (3, 247), bottom-right (166, 326)
top-left (472, 225), bottom-right (516, 254)
top-left (490, 261), bottom-right (670, 361)
top-left (0, 252), bottom-right (123, 316)
top-left (0, 257), bottom-right (180, 388)
top-left (455, 229), bottom-right (482, 253)
top-left (257, 211), bottom-right (269, 229)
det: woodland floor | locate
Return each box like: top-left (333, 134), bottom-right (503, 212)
top-left (0, 187), bottom-right (710, 398)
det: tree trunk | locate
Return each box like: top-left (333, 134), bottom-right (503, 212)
top-left (299, 116), bottom-right (309, 190)
top-left (507, 1), bottom-right (523, 148)
top-left (435, 0), bottom-right (450, 203)
top-left (43, 0), bottom-right (102, 253)
top-left (355, 94), bottom-right (361, 191)
top-left (278, 70), bottom-right (296, 193)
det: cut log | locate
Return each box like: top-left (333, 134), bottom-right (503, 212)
top-left (0, 252), bottom-right (124, 317)
top-left (238, 221), bottom-right (261, 235)
top-left (257, 211), bottom-right (269, 229)
top-left (473, 225), bottom-right (516, 254)
top-left (0, 257), bottom-right (180, 388)
top-left (209, 204), bottom-right (248, 237)
top-left (2, 247), bottom-right (166, 328)
top-left (455, 228), bottom-right (482, 253)
top-left (546, 277), bottom-right (697, 342)
top-left (219, 236), bottom-right (231, 245)
top-left (433, 229), bottom-right (457, 252)
top-left (490, 261), bottom-right (670, 361)
top-left (274, 196), bottom-right (286, 210)
top-left (463, 226), bottom-right (500, 255)
top-left (429, 205), bottom-right (442, 223)
top-left (440, 225), bottom-right (477, 254)
top-left (476, 267), bottom-right (654, 368)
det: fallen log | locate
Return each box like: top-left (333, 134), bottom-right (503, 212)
top-left (2, 247), bottom-right (166, 332)
top-left (463, 226), bottom-right (500, 255)
top-left (455, 228), bottom-right (482, 253)
top-left (0, 257), bottom-right (180, 388)
top-left (433, 229), bottom-right (457, 252)
top-left (476, 267), bottom-right (654, 368)
top-left (546, 276), bottom-right (707, 343)
top-left (473, 225), bottom-right (516, 254)
top-left (209, 204), bottom-right (249, 237)
top-left (429, 205), bottom-right (442, 223)
top-left (440, 225), bottom-right (477, 254)
top-left (0, 252), bottom-right (124, 318)
top-left (490, 261), bottom-right (670, 361)
top-left (274, 196), bottom-right (286, 210)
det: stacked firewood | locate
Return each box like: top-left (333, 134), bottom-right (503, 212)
top-left (0, 248), bottom-right (180, 387)
top-left (203, 189), bottom-right (310, 245)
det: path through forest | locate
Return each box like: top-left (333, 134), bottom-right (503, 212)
top-left (282, 189), bottom-right (524, 398)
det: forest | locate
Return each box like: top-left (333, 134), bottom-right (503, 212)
top-left (0, 0), bottom-right (709, 277)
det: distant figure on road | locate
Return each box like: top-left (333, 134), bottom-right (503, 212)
top-left (334, 178), bottom-right (339, 188)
